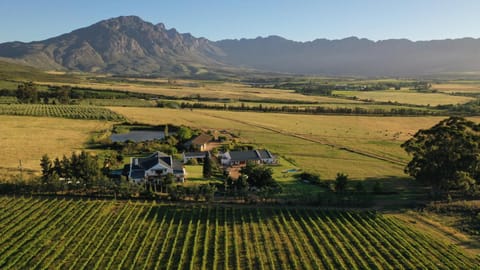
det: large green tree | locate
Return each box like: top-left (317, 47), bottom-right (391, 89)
top-left (240, 162), bottom-right (276, 188)
top-left (401, 117), bottom-right (480, 196)
top-left (16, 82), bottom-right (38, 103)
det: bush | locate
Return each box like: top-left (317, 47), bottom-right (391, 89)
top-left (296, 172), bottom-right (321, 185)
top-left (334, 173), bottom-right (349, 192)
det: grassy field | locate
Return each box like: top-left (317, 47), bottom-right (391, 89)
top-left (0, 197), bottom-right (477, 269)
top-left (169, 99), bottom-right (437, 112)
top-left (333, 90), bottom-right (474, 106)
top-left (432, 83), bottom-right (480, 93)
top-left (110, 107), bottom-right (449, 180)
top-left (0, 115), bottom-right (111, 178)
top-left (79, 98), bottom-right (156, 107)
top-left (38, 80), bottom-right (363, 103)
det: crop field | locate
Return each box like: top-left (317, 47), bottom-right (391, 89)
top-left (0, 197), bottom-right (477, 269)
top-left (79, 98), bottom-right (156, 107)
top-left (333, 90), bottom-right (474, 106)
top-left (0, 115), bottom-right (111, 178)
top-left (169, 99), bottom-right (435, 113)
top-left (0, 96), bottom-right (18, 104)
top-left (38, 80), bottom-right (363, 104)
top-left (432, 83), bottom-right (480, 93)
top-left (110, 107), bottom-right (451, 180)
top-left (0, 104), bottom-right (125, 121)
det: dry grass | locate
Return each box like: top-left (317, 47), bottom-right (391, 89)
top-left (334, 90), bottom-right (474, 106)
top-left (38, 80), bottom-right (361, 104)
top-left (0, 115), bottom-right (111, 178)
top-left (432, 83), bottom-right (480, 93)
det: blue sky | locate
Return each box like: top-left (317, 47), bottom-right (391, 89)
top-left (0, 0), bottom-right (479, 43)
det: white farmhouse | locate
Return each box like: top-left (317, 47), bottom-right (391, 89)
top-left (128, 152), bottom-right (186, 183)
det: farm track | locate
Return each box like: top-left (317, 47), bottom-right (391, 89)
top-left (198, 111), bottom-right (406, 167)
top-left (0, 197), bottom-right (477, 269)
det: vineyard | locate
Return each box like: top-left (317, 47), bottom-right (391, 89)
top-left (0, 197), bottom-right (477, 269)
top-left (0, 104), bottom-right (125, 121)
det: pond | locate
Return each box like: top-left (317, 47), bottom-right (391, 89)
top-left (110, 130), bottom-right (166, 142)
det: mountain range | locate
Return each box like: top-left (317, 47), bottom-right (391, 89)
top-left (1, 15), bottom-right (480, 77)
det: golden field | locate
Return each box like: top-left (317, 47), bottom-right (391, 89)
top-left (0, 116), bottom-right (111, 178)
top-left (333, 90), bottom-right (474, 106)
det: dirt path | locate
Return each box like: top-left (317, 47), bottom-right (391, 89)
top-left (198, 111), bottom-right (406, 167)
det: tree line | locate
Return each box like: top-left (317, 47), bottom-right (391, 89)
top-left (179, 102), bottom-right (437, 116)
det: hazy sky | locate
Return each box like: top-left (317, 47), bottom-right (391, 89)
top-left (0, 0), bottom-right (479, 43)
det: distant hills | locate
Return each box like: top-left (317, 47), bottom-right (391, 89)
top-left (1, 16), bottom-right (480, 77)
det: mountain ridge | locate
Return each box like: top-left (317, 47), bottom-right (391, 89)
top-left (2, 16), bottom-right (480, 77)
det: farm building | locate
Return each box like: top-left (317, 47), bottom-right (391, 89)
top-left (183, 133), bottom-right (212, 151)
top-left (128, 152), bottom-right (186, 183)
top-left (182, 151), bottom-right (210, 164)
top-left (221, 149), bottom-right (276, 166)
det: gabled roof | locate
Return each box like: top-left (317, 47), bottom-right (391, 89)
top-left (257, 149), bottom-right (273, 159)
top-left (228, 149), bottom-right (274, 162)
top-left (131, 152), bottom-right (172, 171)
top-left (229, 150), bottom-right (260, 162)
top-left (189, 133), bottom-right (212, 146)
top-left (130, 152), bottom-right (173, 174)
top-left (129, 152), bottom-right (185, 180)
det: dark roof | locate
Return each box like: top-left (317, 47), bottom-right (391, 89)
top-left (130, 169), bottom-right (145, 179)
top-left (228, 149), bottom-right (273, 162)
top-left (229, 150), bottom-right (260, 162)
top-left (132, 152), bottom-right (171, 171)
top-left (184, 151), bottom-right (209, 158)
top-left (129, 152), bottom-right (185, 179)
top-left (257, 149), bottom-right (273, 159)
top-left (190, 134), bottom-right (212, 145)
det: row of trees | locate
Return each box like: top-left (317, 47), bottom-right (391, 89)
top-left (40, 151), bottom-right (101, 190)
top-left (15, 82), bottom-right (71, 104)
top-left (179, 102), bottom-right (435, 116)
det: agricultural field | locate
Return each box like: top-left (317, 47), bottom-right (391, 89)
top-left (79, 98), bottom-right (156, 107)
top-left (170, 99), bottom-right (435, 113)
top-left (0, 115), bottom-right (112, 178)
top-left (333, 89), bottom-right (474, 106)
top-left (0, 104), bottom-right (125, 121)
top-left (110, 107), bottom-right (448, 180)
top-left (38, 80), bottom-right (363, 104)
top-left (432, 82), bottom-right (480, 93)
top-left (0, 197), bottom-right (477, 269)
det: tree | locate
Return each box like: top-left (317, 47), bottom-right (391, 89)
top-left (334, 172), bottom-right (349, 192)
top-left (240, 162), bottom-right (276, 188)
top-left (16, 82), bottom-right (38, 103)
top-left (40, 154), bottom-right (52, 185)
top-left (177, 126), bottom-right (193, 142)
top-left (56, 86), bottom-right (71, 104)
top-left (69, 151), bottom-right (100, 189)
top-left (401, 117), bottom-right (480, 196)
top-left (203, 152), bottom-right (212, 178)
